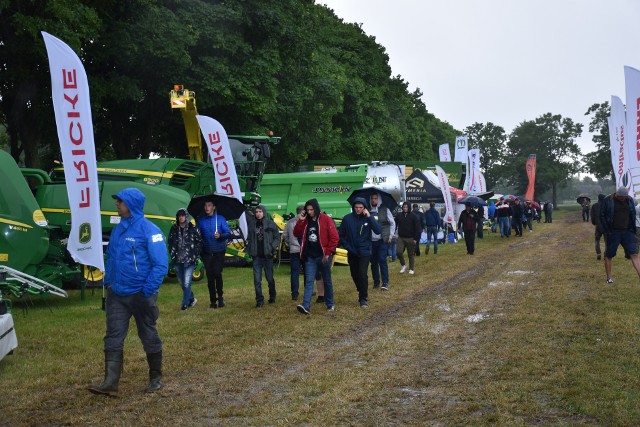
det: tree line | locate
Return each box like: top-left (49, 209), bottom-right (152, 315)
top-left (0, 0), bottom-right (615, 206)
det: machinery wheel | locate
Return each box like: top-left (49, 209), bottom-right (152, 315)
top-left (192, 269), bottom-right (204, 282)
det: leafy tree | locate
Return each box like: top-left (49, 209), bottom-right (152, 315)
top-left (464, 122), bottom-right (507, 189)
top-left (504, 113), bottom-right (583, 207)
top-left (583, 102), bottom-right (613, 179)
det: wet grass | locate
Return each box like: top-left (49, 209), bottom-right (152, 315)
top-left (2, 206), bottom-right (640, 425)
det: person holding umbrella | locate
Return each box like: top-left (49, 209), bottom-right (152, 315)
top-left (458, 202), bottom-right (480, 255)
top-left (197, 200), bottom-right (231, 309)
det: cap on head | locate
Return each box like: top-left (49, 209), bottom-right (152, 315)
top-left (617, 186), bottom-right (629, 197)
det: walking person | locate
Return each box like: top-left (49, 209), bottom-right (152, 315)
top-left (284, 206), bottom-right (304, 300)
top-left (412, 204), bottom-right (425, 256)
top-left (600, 187), bottom-right (640, 284)
top-left (294, 198), bottom-right (340, 314)
top-left (369, 192), bottom-right (395, 290)
top-left (168, 208), bottom-right (202, 311)
top-left (496, 197), bottom-right (512, 238)
top-left (476, 204), bottom-right (485, 239)
top-left (247, 205), bottom-right (280, 307)
top-left (424, 202), bottom-right (441, 255)
top-left (582, 198), bottom-right (591, 222)
top-left (89, 188), bottom-right (169, 396)
top-left (396, 202), bottom-right (421, 275)
top-left (511, 198), bottom-right (524, 237)
top-left (590, 194), bottom-right (605, 260)
top-left (339, 197), bottom-right (381, 307)
top-left (488, 200), bottom-right (497, 233)
top-left (523, 201), bottom-right (534, 232)
top-left (197, 200), bottom-right (231, 309)
top-left (458, 202), bottom-right (480, 255)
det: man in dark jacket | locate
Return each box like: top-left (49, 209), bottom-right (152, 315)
top-left (424, 202), bottom-right (441, 255)
top-left (89, 188), bottom-right (169, 396)
top-left (396, 202), bottom-right (422, 274)
top-left (590, 194), bottom-right (606, 260)
top-left (168, 208), bottom-right (202, 311)
top-left (339, 197), bottom-right (381, 307)
top-left (599, 187), bottom-right (640, 284)
top-left (458, 202), bottom-right (480, 255)
top-left (247, 205), bottom-right (281, 307)
top-left (412, 204), bottom-right (425, 256)
top-left (293, 198), bottom-right (340, 314)
top-left (511, 198), bottom-right (524, 236)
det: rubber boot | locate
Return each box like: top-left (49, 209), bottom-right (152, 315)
top-left (88, 351), bottom-right (123, 396)
top-left (145, 351), bottom-right (163, 393)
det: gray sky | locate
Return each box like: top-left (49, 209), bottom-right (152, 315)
top-left (320, 0), bottom-right (640, 154)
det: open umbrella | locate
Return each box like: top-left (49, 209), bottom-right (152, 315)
top-left (576, 194), bottom-right (591, 205)
top-left (187, 193), bottom-right (246, 220)
top-left (347, 187), bottom-right (398, 210)
top-left (458, 195), bottom-right (488, 207)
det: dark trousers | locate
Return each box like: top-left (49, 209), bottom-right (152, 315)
top-left (348, 253), bottom-right (370, 304)
top-left (464, 229), bottom-right (476, 254)
top-left (513, 218), bottom-right (523, 236)
top-left (253, 256), bottom-right (276, 304)
top-left (203, 251), bottom-right (225, 303)
top-left (582, 209), bottom-right (590, 222)
top-left (290, 252), bottom-right (301, 297)
top-left (595, 227), bottom-right (605, 256)
top-left (104, 288), bottom-right (162, 353)
top-left (477, 220), bottom-right (483, 238)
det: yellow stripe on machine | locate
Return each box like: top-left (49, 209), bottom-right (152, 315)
top-left (0, 217), bottom-right (33, 229)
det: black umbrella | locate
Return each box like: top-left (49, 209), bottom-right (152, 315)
top-left (187, 193), bottom-right (246, 220)
top-left (576, 194), bottom-right (591, 205)
top-left (458, 195), bottom-right (488, 207)
top-left (347, 187), bottom-right (399, 210)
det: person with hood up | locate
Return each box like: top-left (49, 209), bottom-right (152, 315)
top-left (246, 205), bottom-right (280, 307)
top-left (599, 186), bottom-right (640, 284)
top-left (89, 187), bottom-right (168, 396)
top-left (458, 202), bottom-right (480, 255)
top-left (197, 200), bottom-right (231, 309)
top-left (339, 197), bottom-right (381, 307)
top-left (293, 198), bottom-right (340, 314)
top-left (168, 207), bottom-right (202, 311)
top-left (369, 192), bottom-right (395, 291)
top-left (590, 194), bottom-right (606, 260)
top-left (395, 202), bottom-right (422, 274)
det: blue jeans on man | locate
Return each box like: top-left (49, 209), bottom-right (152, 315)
top-left (175, 262), bottom-right (196, 308)
top-left (499, 217), bottom-right (510, 237)
top-left (253, 256), bottom-right (276, 305)
top-left (425, 226), bottom-right (438, 254)
top-left (289, 252), bottom-right (301, 299)
top-left (370, 239), bottom-right (389, 288)
top-left (301, 255), bottom-right (334, 311)
top-left (388, 239), bottom-right (397, 261)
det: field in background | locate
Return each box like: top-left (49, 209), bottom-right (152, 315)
top-left (3, 206), bottom-right (640, 425)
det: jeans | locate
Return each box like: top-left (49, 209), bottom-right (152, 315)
top-left (302, 255), bottom-right (334, 311)
top-left (253, 256), bottom-right (276, 304)
top-left (425, 226), bottom-right (438, 254)
top-left (498, 217), bottom-right (510, 237)
top-left (290, 252), bottom-right (301, 297)
top-left (175, 262), bottom-right (196, 307)
top-left (388, 239), bottom-right (397, 261)
top-left (370, 239), bottom-right (389, 287)
top-left (104, 288), bottom-right (162, 353)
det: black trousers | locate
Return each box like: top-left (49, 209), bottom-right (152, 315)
top-left (464, 230), bottom-right (476, 255)
top-left (203, 251), bottom-right (225, 303)
top-left (348, 253), bottom-right (370, 303)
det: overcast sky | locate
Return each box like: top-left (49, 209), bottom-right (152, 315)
top-left (319, 0), bottom-right (640, 154)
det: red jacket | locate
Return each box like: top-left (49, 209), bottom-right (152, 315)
top-left (293, 213), bottom-right (339, 259)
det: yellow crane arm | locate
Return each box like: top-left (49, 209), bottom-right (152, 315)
top-left (170, 85), bottom-right (203, 162)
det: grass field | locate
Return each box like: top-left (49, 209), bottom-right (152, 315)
top-left (2, 205), bottom-right (640, 426)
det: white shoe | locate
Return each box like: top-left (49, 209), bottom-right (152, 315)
top-left (400, 265), bottom-right (406, 273)
top-left (409, 270), bottom-right (415, 275)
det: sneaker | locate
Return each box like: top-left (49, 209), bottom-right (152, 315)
top-left (291, 293), bottom-right (299, 301)
top-left (256, 302), bottom-right (264, 308)
top-left (360, 302), bottom-right (369, 308)
top-left (316, 296), bottom-right (325, 303)
top-left (268, 298), bottom-right (276, 304)
top-left (597, 254), bottom-right (601, 260)
top-left (327, 305), bottom-right (335, 311)
top-left (189, 298), bottom-right (198, 308)
top-left (400, 265), bottom-right (406, 273)
top-left (218, 298), bottom-right (225, 308)
top-left (373, 284), bottom-right (380, 289)
top-left (606, 278), bottom-right (614, 284)
top-left (181, 304), bottom-right (188, 311)
top-left (381, 284), bottom-right (388, 291)
top-left (409, 270), bottom-right (415, 275)
top-left (209, 302), bottom-right (217, 309)
top-left (296, 304), bottom-right (310, 315)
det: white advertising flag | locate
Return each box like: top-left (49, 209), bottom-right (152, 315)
top-left (609, 95), bottom-right (627, 191)
top-left (438, 144), bottom-right (451, 162)
top-left (454, 136), bottom-right (468, 163)
top-left (42, 32), bottom-right (104, 271)
top-left (478, 171), bottom-right (487, 193)
top-left (466, 149), bottom-right (482, 193)
top-left (196, 115), bottom-right (247, 238)
top-left (624, 66), bottom-right (640, 199)
top-left (435, 165), bottom-right (455, 228)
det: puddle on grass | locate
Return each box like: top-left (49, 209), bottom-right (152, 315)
top-left (488, 280), bottom-right (513, 287)
top-left (435, 303), bottom-right (451, 312)
top-left (465, 313), bottom-right (488, 323)
top-left (507, 270), bottom-right (534, 275)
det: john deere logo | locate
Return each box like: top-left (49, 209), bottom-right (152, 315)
top-left (79, 223), bottom-right (91, 244)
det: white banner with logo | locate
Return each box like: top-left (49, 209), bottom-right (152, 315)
top-left (454, 136), bottom-right (468, 163)
top-left (624, 66), bottom-right (640, 199)
top-left (196, 115), bottom-right (247, 237)
top-left (436, 165), bottom-right (455, 230)
top-left (609, 95), bottom-right (627, 191)
top-left (478, 171), bottom-right (487, 193)
top-left (466, 148), bottom-right (482, 193)
top-left (438, 143), bottom-right (451, 162)
top-left (42, 32), bottom-right (104, 271)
